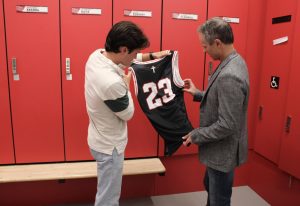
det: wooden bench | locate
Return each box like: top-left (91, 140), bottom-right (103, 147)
top-left (0, 158), bottom-right (165, 183)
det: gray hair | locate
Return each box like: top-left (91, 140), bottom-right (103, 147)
top-left (198, 17), bottom-right (234, 45)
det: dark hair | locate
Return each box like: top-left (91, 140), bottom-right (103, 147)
top-left (105, 21), bottom-right (150, 53)
top-left (198, 17), bottom-right (234, 45)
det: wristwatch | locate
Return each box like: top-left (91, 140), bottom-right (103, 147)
top-left (149, 52), bottom-right (154, 60)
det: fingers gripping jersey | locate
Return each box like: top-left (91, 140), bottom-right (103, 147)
top-left (130, 51), bottom-right (193, 156)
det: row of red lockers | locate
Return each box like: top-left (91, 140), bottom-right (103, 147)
top-left (0, 0), bottom-right (300, 179)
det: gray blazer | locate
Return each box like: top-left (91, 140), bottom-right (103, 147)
top-left (191, 51), bottom-right (249, 172)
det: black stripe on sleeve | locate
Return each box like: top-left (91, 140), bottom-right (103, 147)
top-left (104, 93), bottom-right (129, 112)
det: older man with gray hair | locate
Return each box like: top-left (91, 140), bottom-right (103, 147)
top-left (183, 17), bottom-right (250, 206)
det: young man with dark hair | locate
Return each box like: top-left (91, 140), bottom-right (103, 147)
top-left (85, 21), bottom-right (168, 206)
top-left (182, 17), bottom-right (250, 206)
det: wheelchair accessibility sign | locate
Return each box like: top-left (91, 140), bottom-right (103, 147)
top-left (270, 76), bottom-right (280, 89)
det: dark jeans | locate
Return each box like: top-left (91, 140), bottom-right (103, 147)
top-left (204, 167), bottom-right (234, 206)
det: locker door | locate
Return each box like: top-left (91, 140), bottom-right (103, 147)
top-left (254, 0), bottom-right (297, 163)
top-left (245, 0), bottom-right (267, 149)
top-left (113, 0), bottom-right (162, 158)
top-left (61, 0), bottom-right (112, 161)
top-left (160, 0), bottom-right (207, 156)
top-left (278, 1), bottom-right (300, 179)
top-left (204, 0), bottom-right (249, 87)
top-left (5, 0), bottom-right (64, 163)
top-left (0, 0), bottom-right (14, 164)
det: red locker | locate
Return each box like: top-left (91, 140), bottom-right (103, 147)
top-left (0, 0), bottom-right (14, 164)
top-left (278, 1), bottom-right (300, 179)
top-left (113, 0), bottom-right (162, 158)
top-left (254, 0), bottom-right (298, 163)
top-left (61, 0), bottom-right (112, 161)
top-left (204, 0), bottom-right (249, 87)
top-left (5, 0), bottom-right (64, 163)
top-left (245, 0), bottom-right (267, 149)
top-left (160, 0), bottom-right (207, 156)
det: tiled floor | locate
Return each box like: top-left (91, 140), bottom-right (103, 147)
top-left (121, 186), bottom-right (270, 206)
top-left (55, 186), bottom-right (270, 206)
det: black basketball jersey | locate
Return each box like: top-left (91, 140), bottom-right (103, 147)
top-left (130, 51), bottom-right (193, 156)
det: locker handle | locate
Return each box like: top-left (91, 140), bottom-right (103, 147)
top-left (285, 116), bottom-right (292, 133)
top-left (66, 58), bottom-right (72, 80)
top-left (12, 58), bottom-right (20, 81)
top-left (66, 58), bottom-right (71, 74)
top-left (258, 106), bottom-right (263, 120)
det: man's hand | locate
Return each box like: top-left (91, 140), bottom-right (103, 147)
top-left (153, 50), bottom-right (171, 59)
top-left (123, 70), bottom-right (132, 88)
top-left (183, 79), bottom-right (197, 96)
top-left (182, 132), bottom-right (192, 147)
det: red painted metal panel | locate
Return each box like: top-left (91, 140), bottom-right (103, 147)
top-left (254, 0), bottom-right (298, 163)
top-left (61, 0), bottom-right (112, 161)
top-left (249, 151), bottom-right (300, 206)
top-left (113, 0), bottom-right (162, 158)
top-left (204, 0), bottom-right (249, 87)
top-left (245, 0), bottom-right (267, 149)
top-left (278, 1), bottom-right (300, 179)
top-left (0, 0), bottom-right (14, 164)
top-left (5, 0), bottom-right (64, 163)
top-left (160, 0), bottom-right (207, 156)
top-left (155, 155), bottom-right (205, 195)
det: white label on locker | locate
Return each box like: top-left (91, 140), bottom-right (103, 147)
top-left (172, 13), bottom-right (198, 20)
top-left (222, 17), bottom-right (240, 24)
top-left (13, 74), bottom-right (20, 81)
top-left (16, 6), bottom-right (48, 13)
top-left (124, 10), bottom-right (152, 17)
top-left (66, 74), bottom-right (72, 81)
top-left (273, 36), bottom-right (288, 45)
top-left (72, 8), bottom-right (102, 15)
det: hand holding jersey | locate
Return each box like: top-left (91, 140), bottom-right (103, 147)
top-left (122, 70), bottom-right (132, 88)
top-left (183, 79), bottom-right (198, 96)
top-left (182, 132), bottom-right (192, 147)
top-left (152, 50), bottom-right (171, 59)
top-left (136, 50), bottom-right (171, 62)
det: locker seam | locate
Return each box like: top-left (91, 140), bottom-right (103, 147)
top-left (157, 0), bottom-right (164, 157)
top-left (112, 0), bottom-right (114, 25)
top-left (160, 0), bottom-right (163, 51)
top-left (58, 0), bottom-right (67, 161)
top-left (2, 0), bottom-right (17, 164)
top-left (202, 0), bottom-right (209, 90)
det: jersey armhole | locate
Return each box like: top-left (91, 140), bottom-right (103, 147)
top-left (172, 51), bottom-right (184, 88)
top-left (129, 67), bottom-right (138, 96)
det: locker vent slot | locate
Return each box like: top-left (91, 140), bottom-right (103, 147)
top-left (272, 15), bottom-right (292, 24)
